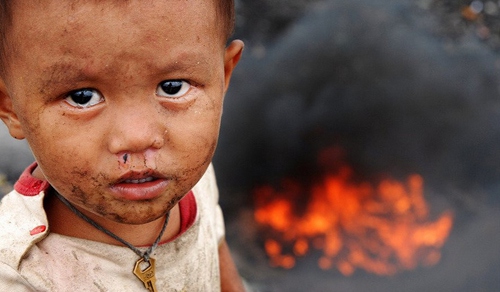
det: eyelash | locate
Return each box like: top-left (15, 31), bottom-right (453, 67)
top-left (156, 80), bottom-right (191, 99)
top-left (64, 88), bottom-right (104, 108)
top-left (62, 79), bottom-right (193, 109)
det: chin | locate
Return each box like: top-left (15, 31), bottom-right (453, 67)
top-left (101, 209), bottom-right (167, 225)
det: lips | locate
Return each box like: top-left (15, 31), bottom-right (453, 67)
top-left (110, 171), bottom-right (170, 201)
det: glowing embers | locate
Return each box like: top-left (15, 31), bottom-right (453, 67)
top-left (254, 164), bottom-right (453, 276)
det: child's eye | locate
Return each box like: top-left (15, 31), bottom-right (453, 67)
top-left (65, 89), bottom-right (104, 108)
top-left (156, 80), bottom-right (190, 98)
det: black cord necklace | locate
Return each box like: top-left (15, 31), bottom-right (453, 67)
top-left (54, 191), bottom-right (168, 291)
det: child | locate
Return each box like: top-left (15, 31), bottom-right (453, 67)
top-left (0, 0), bottom-right (245, 291)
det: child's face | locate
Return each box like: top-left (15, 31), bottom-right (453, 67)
top-left (0, 0), bottom-right (242, 224)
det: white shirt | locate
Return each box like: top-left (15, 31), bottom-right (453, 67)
top-left (0, 163), bottom-right (225, 291)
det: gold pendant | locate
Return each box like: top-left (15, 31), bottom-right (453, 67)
top-left (133, 257), bottom-right (157, 292)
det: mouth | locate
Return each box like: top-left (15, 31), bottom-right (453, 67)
top-left (115, 169), bottom-right (163, 184)
top-left (110, 171), bottom-right (170, 201)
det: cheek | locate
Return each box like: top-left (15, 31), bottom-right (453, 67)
top-left (27, 127), bottom-right (82, 165)
top-left (36, 146), bottom-right (95, 188)
top-left (172, 113), bottom-right (220, 155)
top-left (15, 101), bottom-right (58, 148)
top-left (24, 118), bottom-right (99, 188)
top-left (23, 107), bottom-right (100, 159)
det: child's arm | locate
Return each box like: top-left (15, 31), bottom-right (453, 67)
top-left (219, 239), bottom-right (246, 292)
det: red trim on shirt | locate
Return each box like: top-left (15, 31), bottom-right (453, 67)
top-left (168, 190), bottom-right (197, 242)
top-left (14, 162), bottom-right (50, 196)
top-left (13, 162), bottom-right (198, 238)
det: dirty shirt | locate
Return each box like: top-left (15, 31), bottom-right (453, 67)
top-left (0, 163), bottom-right (225, 291)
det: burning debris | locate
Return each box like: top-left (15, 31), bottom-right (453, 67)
top-left (253, 149), bottom-right (453, 275)
top-left (217, 0), bottom-right (500, 291)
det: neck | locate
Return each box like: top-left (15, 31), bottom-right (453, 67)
top-left (44, 190), bottom-right (181, 246)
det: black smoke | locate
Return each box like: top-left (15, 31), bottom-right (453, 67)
top-left (216, 1), bottom-right (500, 290)
top-left (215, 0), bottom-right (500, 206)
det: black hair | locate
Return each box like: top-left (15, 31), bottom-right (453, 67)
top-left (0, 0), bottom-right (235, 77)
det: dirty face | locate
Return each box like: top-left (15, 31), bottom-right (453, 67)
top-left (0, 0), bottom-right (242, 224)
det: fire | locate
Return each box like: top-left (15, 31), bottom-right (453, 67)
top-left (254, 164), bottom-right (454, 276)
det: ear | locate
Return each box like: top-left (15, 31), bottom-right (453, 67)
top-left (223, 40), bottom-right (244, 93)
top-left (0, 79), bottom-right (25, 140)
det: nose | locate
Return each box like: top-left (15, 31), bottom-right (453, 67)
top-left (107, 100), bottom-right (167, 155)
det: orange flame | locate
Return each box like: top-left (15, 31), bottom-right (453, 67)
top-left (254, 165), bottom-right (453, 276)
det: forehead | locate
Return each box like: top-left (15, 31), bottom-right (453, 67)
top-left (4, 0), bottom-right (223, 90)
top-left (9, 0), bottom-right (219, 46)
top-left (14, 0), bottom-right (215, 23)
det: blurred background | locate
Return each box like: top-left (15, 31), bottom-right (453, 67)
top-left (2, 0), bottom-right (500, 291)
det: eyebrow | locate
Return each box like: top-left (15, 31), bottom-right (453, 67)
top-left (38, 62), bottom-right (91, 95)
top-left (37, 54), bottom-right (213, 96)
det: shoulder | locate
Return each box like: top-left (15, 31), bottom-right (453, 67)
top-left (0, 189), bottom-right (49, 270)
top-left (189, 163), bottom-right (225, 243)
top-left (191, 163), bottom-right (219, 206)
top-left (190, 163), bottom-right (222, 224)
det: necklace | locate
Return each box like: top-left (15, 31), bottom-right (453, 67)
top-left (54, 191), bottom-right (168, 292)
